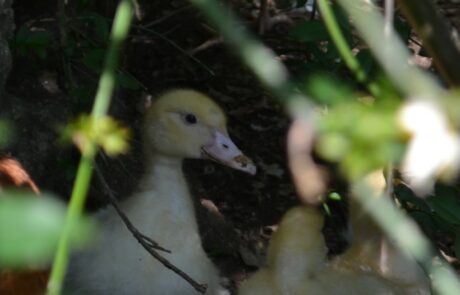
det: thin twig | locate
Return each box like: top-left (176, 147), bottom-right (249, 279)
top-left (143, 5), bottom-right (192, 28)
top-left (133, 25), bottom-right (215, 76)
top-left (93, 164), bottom-right (208, 294)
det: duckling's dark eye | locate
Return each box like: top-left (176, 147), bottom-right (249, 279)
top-left (184, 113), bottom-right (197, 125)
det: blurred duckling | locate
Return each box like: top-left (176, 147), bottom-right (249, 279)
top-left (239, 118), bottom-right (430, 295)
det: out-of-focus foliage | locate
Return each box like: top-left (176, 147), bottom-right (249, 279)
top-left (302, 75), bottom-right (405, 180)
top-left (396, 183), bottom-right (460, 260)
top-left (60, 115), bottom-right (130, 157)
top-left (0, 120), bottom-right (13, 147)
top-left (0, 191), bottom-right (95, 268)
top-left (13, 26), bottom-right (52, 59)
top-left (64, 3), bottom-right (142, 95)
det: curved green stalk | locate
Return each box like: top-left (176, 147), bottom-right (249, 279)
top-left (47, 156), bottom-right (93, 295)
top-left (316, 0), bottom-right (380, 97)
top-left (47, 1), bottom-right (133, 294)
top-left (337, 0), bottom-right (443, 99)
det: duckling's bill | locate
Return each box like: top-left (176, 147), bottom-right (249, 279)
top-left (201, 129), bottom-right (256, 175)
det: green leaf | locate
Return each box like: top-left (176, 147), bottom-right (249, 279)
top-left (27, 31), bottom-right (51, 47)
top-left (328, 192), bottom-right (342, 201)
top-left (82, 49), bottom-right (105, 72)
top-left (427, 190), bottom-right (460, 225)
top-left (13, 26), bottom-right (51, 58)
top-left (86, 12), bottom-right (110, 42)
top-left (0, 191), bottom-right (95, 267)
top-left (15, 25), bottom-right (30, 44)
top-left (290, 20), bottom-right (331, 42)
top-left (0, 120), bottom-right (14, 147)
top-left (409, 211), bottom-right (436, 237)
top-left (395, 184), bottom-right (431, 211)
top-left (317, 132), bottom-right (349, 161)
top-left (116, 72), bottom-right (142, 90)
top-left (307, 75), bottom-right (353, 105)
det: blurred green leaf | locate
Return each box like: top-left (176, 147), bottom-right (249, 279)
top-left (290, 20), bottom-right (331, 42)
top-left (316, 95), bottom-right (403, 180)
top-left (317, 132), bottom-right (349, 161)
top-left (82, 48), bottom-right (105, 72)
top-left (92, 13), bottom-right (110, 42)
top-left (395, 183), bottom-right (431, 211)
top-left (307, 75), bottom-right (353, 105)
top-left (116, 72), bottom-right (142, 90)
top-left (427, 186), bottom-right (460, 225)
top-left (0, 191), bottom-right (95, 268)
top-left (14, 26), bottom-right (51, 59)
top-left (0, 120), bottom-right (14, 147)
top-left (83, 12), bottom-right (110, 42)
top-left (328, 192), bottom-right (342, 201)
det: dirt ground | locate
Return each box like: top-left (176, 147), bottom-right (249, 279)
top-left (2, 0), bottom-right (460, 292)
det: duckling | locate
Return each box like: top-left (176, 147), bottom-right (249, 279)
top-left (332, 171), bottom-right (430, 294)
top-left (239, 204), bottom-right (429, 295)
top-left (239, 118), bottom-right (429, 294)
top-left (64, 89), bottom-right (256, 295)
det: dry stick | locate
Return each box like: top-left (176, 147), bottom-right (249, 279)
top-left (93, 164), bottom-right (208, 294)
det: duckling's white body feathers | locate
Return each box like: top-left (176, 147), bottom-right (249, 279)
top-left (64, 90), bottom-right (255, 295)
top-left (65, 157), bottom-right (220, 295)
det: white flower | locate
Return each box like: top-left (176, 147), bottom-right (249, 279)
top-left (399, 100), bottom-right (460, 195)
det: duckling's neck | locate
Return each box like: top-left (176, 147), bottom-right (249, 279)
top-left (141, 154), bottom-right (187, 195)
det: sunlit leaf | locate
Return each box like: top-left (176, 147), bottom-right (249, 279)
top-left (328, 192), bottom-right (342, 201)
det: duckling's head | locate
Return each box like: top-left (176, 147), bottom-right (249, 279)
top-left (144, 89), bottom-right (256, 174)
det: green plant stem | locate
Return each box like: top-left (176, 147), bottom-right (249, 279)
top-left (316, 0), bottom-right (380, 97)
top-left (47, 1), bottom-right (133, 294)
top-left (92, 0), bottom-right (133, 118)
top-left (337, 0), bottom-right (443, 99)
top-left (47, 156), bottom-right (93, 295)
